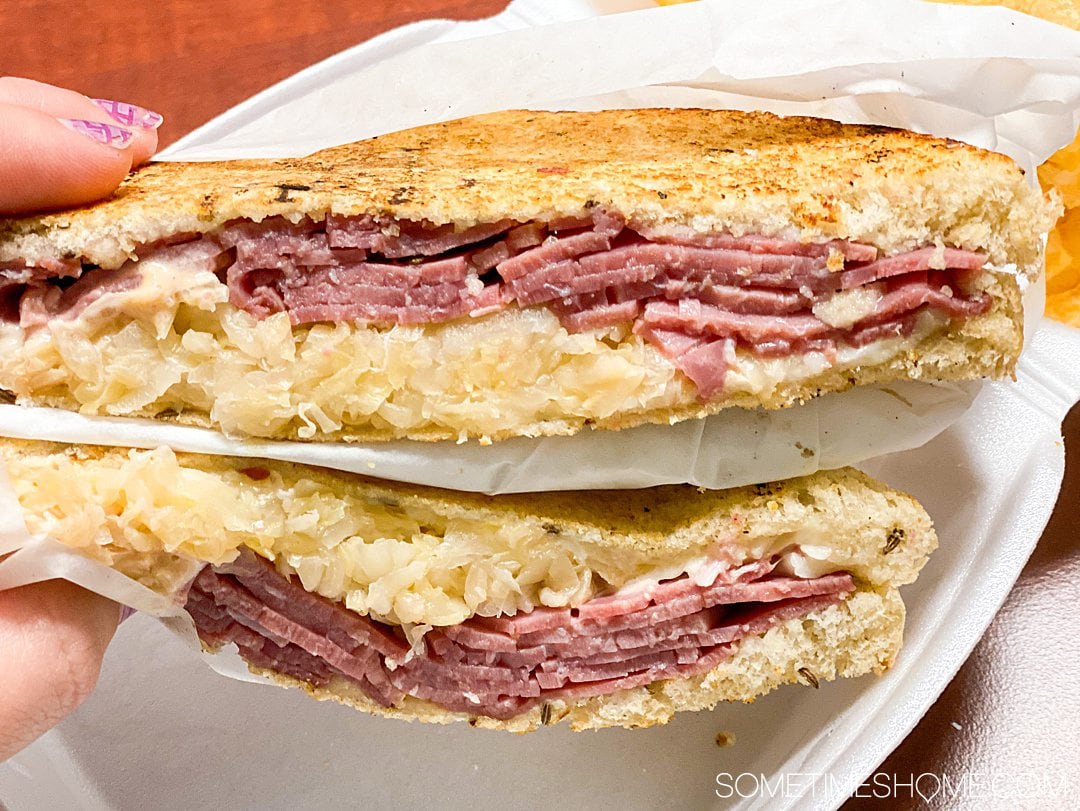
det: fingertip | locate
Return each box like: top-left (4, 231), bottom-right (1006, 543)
top-left (131, 126), bottom-right (159, 167)
top-left (89, 98), bottom-right (161, 166)
top-left (0, 104), bottom-right (135, 214)
top-left (0, 78), bottom-right (160, 168)
top-left (0, 580), bottom-right (118, 760)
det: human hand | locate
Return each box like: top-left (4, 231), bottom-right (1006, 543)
top-left (0, 76), bottom-right (161, 760)
top-left (0, 582), bottom-right (123, 760)
top-left (0, 76), bottom-right (160, 213)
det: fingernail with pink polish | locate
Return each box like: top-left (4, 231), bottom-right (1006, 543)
top-left (58, 118), bottom-right (135, 148)
top-left (92, 98), bottom-right (164, 130)
top-left (118, 604), bottom-right (136, 623)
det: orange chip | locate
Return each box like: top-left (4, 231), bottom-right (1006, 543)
top-left (1039, 137), bottom-right (1080, 210)
top-left (1045, 206), bottom-right (1080, 294)
top-left (1047, 289), bottom-right (1080, 324)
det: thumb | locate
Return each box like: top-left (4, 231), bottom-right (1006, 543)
top-left (0, 102), bottom-right (137, 215)
top-left (0, 579), bottom-right (119, 760)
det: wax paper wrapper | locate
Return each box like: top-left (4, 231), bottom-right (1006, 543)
top-left (3, 0), bottom-right (1080, 495)
top-left (159, 0), bottom-right (1080, 173)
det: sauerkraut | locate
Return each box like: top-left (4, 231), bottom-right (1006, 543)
top-left (0, 266), bottom-right (692, 441)
top-left (0, 261), bottom-right (938, 441)
top-left (7, 446), bottom-right (761, 626)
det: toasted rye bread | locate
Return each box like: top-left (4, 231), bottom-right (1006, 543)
top-left (0, 109), bottom-right (1058, 272)
top-left (0, 110), bottom-right (1052, 443)
top-left (0, 439), bottom-right (933, 729)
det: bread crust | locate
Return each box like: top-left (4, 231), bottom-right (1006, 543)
top-left (0, 109), bottom-right (1057, 272)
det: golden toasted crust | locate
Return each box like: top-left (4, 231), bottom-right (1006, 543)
top-left (251, 586), bottom-right (904, 731)
top-left (0, 109), bottom-right (1056, 272)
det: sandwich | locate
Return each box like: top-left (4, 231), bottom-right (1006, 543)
top-left (0, 439), bottom-right (935, 730)
top-left (0, 109), bottom-right (1056, 443)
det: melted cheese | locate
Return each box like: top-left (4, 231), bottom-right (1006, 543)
top-left (812, 286), bottom-right (884, 329)
top-left (725, 311), bottom-right (940, 398)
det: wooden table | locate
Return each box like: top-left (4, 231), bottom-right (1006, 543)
top-left (3, 1), bottom-right (1077, 804)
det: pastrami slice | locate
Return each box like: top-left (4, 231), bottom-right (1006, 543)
top-left (0, 206), bottom-right (998, 409)
top-left (187, 549), bottom-right (854, 722)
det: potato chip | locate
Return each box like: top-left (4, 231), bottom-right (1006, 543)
top-left (1045, 206), bottom-right (1080, 294)
top-left (1038, 137), bottom-right (1080, 210)
top-left (1047, 290), bottom-right (1080, 323)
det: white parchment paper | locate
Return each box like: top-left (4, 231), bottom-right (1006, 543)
top-left (0, 380), bottom-right (976, 493)
top-left (160, 0), bottom-right (1080, 173)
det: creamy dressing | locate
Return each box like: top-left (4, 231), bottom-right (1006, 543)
top-left (812, 286), bottom-right (883, 329)
top-left (16, 253), bottom-right (227, 341)
top-left (773, 544), bottom-right (841, 579)
top-left (724, 309), bottom-right (942, 397)
top-left (723, 350), bottom-right (833, 397)
top-left (612, 535), bottom-right (842, 599)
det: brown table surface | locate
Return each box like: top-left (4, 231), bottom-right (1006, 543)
top-left (2, 0), bottom-right (1077, 805)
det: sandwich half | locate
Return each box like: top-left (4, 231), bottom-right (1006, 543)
top-left (0, 439), bottom-right (935, 730)
top-left (0, 109), bottom-right (1056, 443)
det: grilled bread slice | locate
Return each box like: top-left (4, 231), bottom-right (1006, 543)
top-left (0, 110), bottom-right (1056, 442)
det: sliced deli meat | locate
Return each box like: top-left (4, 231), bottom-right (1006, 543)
top-left (187, 549), bottom-right (855, 721)
top-left (0, 208), bottom-right (994, 404)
